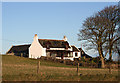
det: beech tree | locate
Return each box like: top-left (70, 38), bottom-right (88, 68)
top-left (78, 5), bottom-right (119, 68)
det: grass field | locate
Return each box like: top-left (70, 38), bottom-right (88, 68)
top-left (2, 55), bottom-right (118, 81)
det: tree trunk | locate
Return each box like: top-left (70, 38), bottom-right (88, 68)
top-left (109, 48), bottom-right (112, 61)
top-left (98, 43), bottom-right (105, 68)
top-left (101, 57), bottom-right (105, 68)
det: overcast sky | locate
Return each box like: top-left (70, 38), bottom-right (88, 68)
top-left (2, 2), bottom-right (118, 58)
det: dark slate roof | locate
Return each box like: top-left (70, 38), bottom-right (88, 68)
top-left (83, 53), bottom-right (92, 58)
top-left (78, 48), bottom-right (92, 58)
top-left (7, 44), bottom-right (31, 53)
top-left (71, 45), bottom-right (80, 52)
top-left (38, 39), bottom-right (70, 48)
top-left (78, 48), bottom-right (84, 53)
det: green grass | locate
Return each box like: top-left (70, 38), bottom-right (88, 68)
top-left (2, 55), bottom-right (119, 81)
top-left (2, 55), bottom-right (76, 68)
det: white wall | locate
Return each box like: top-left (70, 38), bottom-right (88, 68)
top-left (78, 52), bottom-right (81, 57)
top-left (56, 57), bottom-right (74, 61)
top-left (42, 48), bottom-right (46, 57)
top-left (29, 34), bottom-right (46, 59)
top-left (49, 48), bottom-right (72, 51)
top-left (73, 51), bottom-right (81, 58)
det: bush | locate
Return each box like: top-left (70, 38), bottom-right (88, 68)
top-left (40, 56), bottom-right (99, 68)
top-left (65, 60), bottom-right (73, 65)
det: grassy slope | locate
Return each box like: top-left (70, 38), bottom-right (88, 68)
top-left (2, 55), bottom-right (118, 81)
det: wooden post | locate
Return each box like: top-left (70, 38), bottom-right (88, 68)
top-left (37, 60), bottom-right (40, 74)
top-left (21, 53), bottom-right (23, 57)
top-left (77, 62), bottom-right (79, 75)
top-left (109, 63), bottom-right (112, 74)
top-left (63, 60), bottom-right (66, 64)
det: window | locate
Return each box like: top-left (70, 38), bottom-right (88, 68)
top-left (65, 44), bottom-right (68, 49)
top-left (46, 41), bottom-right (50, 49)
top-left (47, 44), bottom-right (50, 49)
top-left (75, 53), bottom-right (78, 57)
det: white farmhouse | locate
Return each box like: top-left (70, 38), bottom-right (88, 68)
top-left (6, 34), bottom-right (81, 61)
top-left (29, 34), bottom-right (81, 61)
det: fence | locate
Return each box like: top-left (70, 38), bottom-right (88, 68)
top-left (39, 56), bottom-right (118, 69)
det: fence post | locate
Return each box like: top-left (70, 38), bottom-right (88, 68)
top-left (77, 62), bottom-right (79, 75)
top-left (63, 60), bottom-right (66, 64)
top-left (21, 53), bottom-right (23, 57)
top-left (37, 60), bottom-right (40, 74)
top-left (109, 63), bottom-right (112, 74)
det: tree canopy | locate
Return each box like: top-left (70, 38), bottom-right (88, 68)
top-left (78, 5), bottom-right (120, 68)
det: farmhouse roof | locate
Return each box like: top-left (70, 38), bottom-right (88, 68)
top-left (6, 44), bottom-right (31, 53)
top-left (78, 48), bottom-right (92, 58)
top-left (71, 45), bottom-right (80, 52)
top-left (38, 39), bottom-right (70, 48)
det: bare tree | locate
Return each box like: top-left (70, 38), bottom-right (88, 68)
top-left (114, 3), bottom-right (120, 57)
top-left (78, 15), bottom-right (110, 68)
top-left (78, 5), bottom-right (119, 68)
top-left (98, 5), bottom-right (120, 61)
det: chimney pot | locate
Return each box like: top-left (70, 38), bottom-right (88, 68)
top-left (63, 36), bottom-right (67, 41)
top-left (35, 34), bottom-right (37, 36)
top-left (34, 34), bottom-right (38, 41)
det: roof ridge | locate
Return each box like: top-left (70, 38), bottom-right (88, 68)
top-left (13, 44), bottom-right (31, 47)
top-left (71, 45), bottom-right (80, 51)
top-left (38, 39), bottom-right (64, 41)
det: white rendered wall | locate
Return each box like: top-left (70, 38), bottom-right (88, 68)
top-left (56, 57), bottom-right (74, 61)
top-left (49, 48), bottom-right (72, 51)
top-left (42, 48), bottom-right (46, 57)
top-left (29, 35), bottom-right (46, 59)
top-left (78, 52), bottom-right (81, 57)
top-left (73, 51), bottom-right (81, 58)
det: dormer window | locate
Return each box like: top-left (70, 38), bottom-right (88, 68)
top-left (46, 41), bottom-right (50, 49)
top-left (65, 44), bottom-right (68, 49)
top-left (47, 44), bottom-right (50, 49)
top-left (64, 42), bottom-right (68, 49)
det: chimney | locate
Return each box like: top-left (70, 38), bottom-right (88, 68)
top-left (34, 34), bottom-right (38, 41)
top-left (63, 36), bottom-right (67, 41)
